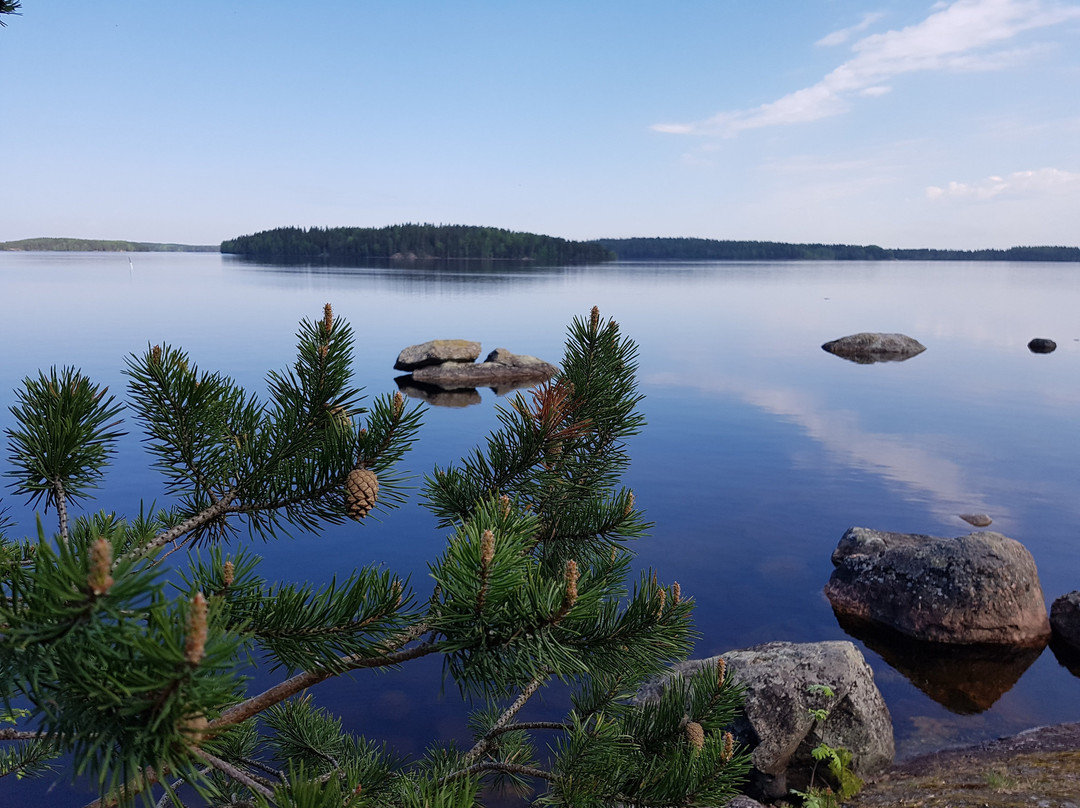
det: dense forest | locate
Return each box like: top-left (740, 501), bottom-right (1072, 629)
top-left (0, 237), bottom-right (217, 252)
top-left (594, 237), bottom-right (1080, 262)
top-left (221, 224), bottom-right (616, 263)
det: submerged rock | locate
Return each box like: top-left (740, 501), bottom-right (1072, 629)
top-left (821, 332), bottom-right (926, 363)
top-left (825, 527), bottom-right (1051, 647)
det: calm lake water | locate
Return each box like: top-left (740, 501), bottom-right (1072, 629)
top-left (2, 251), bottom-right (1079, 804)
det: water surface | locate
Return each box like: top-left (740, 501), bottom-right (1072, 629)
top-left (2, 252), bottom-right (1079, 803)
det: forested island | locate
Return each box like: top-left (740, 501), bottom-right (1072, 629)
top-left (221, 224), bottom-right (616, 263)
top-left (593, 237), bottom-right (1080, 262)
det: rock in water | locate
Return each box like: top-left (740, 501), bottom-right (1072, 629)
top-left (959, 513), bottom-right (992, 527)
top-left (394, 339), bottom-right (481, 371)
top-left (1028, 338), bottom-right (1057, 354)
top-left (1050, 592), bottom-right (1080, 653)
top-left (825, 527), bottom-right (1051, 647)
top-left (821, 332), bottom-right (926, 363)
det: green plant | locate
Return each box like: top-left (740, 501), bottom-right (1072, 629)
top-left (790, 684), bottom-right (863, 807)
top-left (0, 306), bottom-right (750, 807)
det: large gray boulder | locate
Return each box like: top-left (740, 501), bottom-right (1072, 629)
top-left (825, 527), bottom-right (1051, 647)
top-left (821, 332), bottom-right (926, 363)
top-left (637, 641), bottom-right (894, 801)
top-left (394, 339), bottom-right (481, 371)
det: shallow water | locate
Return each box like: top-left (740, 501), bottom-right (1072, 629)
top-left (2, 252), bottom-right (1079, 803)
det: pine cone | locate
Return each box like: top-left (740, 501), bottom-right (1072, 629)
top-left (345, 468), bottom-right (379, 520)
top-left (685, 721), bottom-right (705, 751)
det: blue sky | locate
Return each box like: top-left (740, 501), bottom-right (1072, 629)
top-left (2, 0), bottom-right (1078, 249)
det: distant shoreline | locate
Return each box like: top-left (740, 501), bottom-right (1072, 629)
top-left (4, 232), bottom-right (1079, 263)
top-left (0, 237), bottom-right (218, 253)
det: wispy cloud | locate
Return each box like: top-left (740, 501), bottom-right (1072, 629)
top-left (652, 0), bottom-right (1080, 136)
top-left (816, 11), bottom-right (887, 47)
top-left (926, 167), bottom-right (1080, 198)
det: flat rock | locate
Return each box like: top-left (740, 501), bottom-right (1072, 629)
top-left (821, 332), bottom-right (926, 363)
top-left (825, 527), bottom-right (1051, 647)
top-left (394, 339), bottom-right (481, 371)
top-left (958, 513), bottom-right (992, 527)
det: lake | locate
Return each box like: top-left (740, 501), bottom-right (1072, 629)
top-left (2, 251), bottom-right (1079, 804)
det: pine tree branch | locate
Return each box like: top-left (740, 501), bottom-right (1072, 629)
top-left (211, 624), bottom-right (433, 732)
top-left (463, 674), bottom-right (547, 765)
top-left (117, 493), bottom-right (238, 565)
top-left (54, 477), bottom-right (70, 544)
top-left (190, 748), bottom-right (275, 800)
top-left (438, 760), bottom-right (553, 786)
top-left (0, 729), bottom-right (43, 741)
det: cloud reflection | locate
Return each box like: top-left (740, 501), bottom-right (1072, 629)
top-left (647, 372), bottom-right (1005, 527)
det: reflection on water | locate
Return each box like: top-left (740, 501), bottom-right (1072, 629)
top-left (835, 613), bottom-right (1045, 714)
top-left (395, 375), bottom-right (542, 407)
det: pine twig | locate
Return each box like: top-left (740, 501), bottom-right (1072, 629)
top-left (190, 748), bottom-right (275, 801)
top-left (211, 624), bottom-right (433, 732)
top-left (463, 673), bottom-right (548, 765)
top-left (438, 760), bottom-right (553, 786)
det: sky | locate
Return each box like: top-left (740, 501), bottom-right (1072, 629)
top-left (2, 0), bottom-right (1079, 249)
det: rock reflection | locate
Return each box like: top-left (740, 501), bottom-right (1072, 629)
top-left (395, 377), bottom-right (482, 408)
top-left (835, 613), bottom-right (1045, 714)
top-left (394, 376), bottom-right (543, 407)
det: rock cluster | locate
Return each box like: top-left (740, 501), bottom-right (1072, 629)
top-left (394, 340), bottom-right (557, 405)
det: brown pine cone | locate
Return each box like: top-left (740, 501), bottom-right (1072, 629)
top-left (345, 468), bottom-right (379, 520)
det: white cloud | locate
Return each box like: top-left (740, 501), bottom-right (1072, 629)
top-left (816, 11), bottom-right (887, 47)
top-left (926, 167), bottom-right (1080, 199)
top-left (652, 0), bottom-right (1080, 136)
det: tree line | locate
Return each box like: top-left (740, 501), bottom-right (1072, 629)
top-left (221, 225), bottom-right (617, 264)
top-left (593, 237), bottom-right (1080, 262)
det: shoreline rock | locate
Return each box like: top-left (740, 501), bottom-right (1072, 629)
top-left (639, 641), bottom-right (894, 801)
top-left (825, 527), bottom-right (1051, 647)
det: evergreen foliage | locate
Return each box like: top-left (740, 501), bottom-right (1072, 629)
top-left (595, 237), bottom-right (1080, 263)
top-left (0, 306), bottom-right (749, 806)
top-left (0, 1), bottom-right (20, 26)
top-left (220, 225), bottom-right (616, 265)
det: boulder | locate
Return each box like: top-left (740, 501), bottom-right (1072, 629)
top-left (637, 641), bottom-right (894, 801)
top-left (1028, 337), bottom-right (1057, 354)
top-left (825, 527), bottom-right (1051, 647)
top-left (411, 350), bottom-right (557, 386)
top-left (959, 513), bottom-right (993, 527)
top-left (394, 339), bottom-right (481, 371)
top-left (1050, 592), bottom-right (1080, 652)
top-left (821, 332), bottom-right (926, 363)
